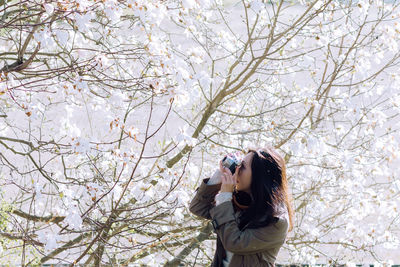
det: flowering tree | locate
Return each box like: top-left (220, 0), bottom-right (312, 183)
top-left (0, 0), bottom-right (399, 265)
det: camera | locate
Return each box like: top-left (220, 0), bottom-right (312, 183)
top-left (222, 152), bottom-right (242, 175)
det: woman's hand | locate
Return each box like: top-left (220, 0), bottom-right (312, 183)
top-left (219, 159), bottom-right (236, 193)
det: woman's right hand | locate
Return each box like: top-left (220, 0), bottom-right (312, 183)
top-left (219, 159), bottom-right (237, 193)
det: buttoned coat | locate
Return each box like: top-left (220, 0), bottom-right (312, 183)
top-left (189, 177), bottom-right (289, 267)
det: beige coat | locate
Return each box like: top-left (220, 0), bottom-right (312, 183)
top-left (189, 177), bottom-right (289, 267)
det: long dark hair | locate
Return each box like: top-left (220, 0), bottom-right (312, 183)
top-left (237, 146), bottom-right (294, 232)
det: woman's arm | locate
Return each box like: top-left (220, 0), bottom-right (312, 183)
top-left (214, 191), bottom-right (233, 206)
top-left (188, 169), bottom-right (223, 220)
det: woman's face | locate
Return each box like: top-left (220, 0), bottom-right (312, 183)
top-left (234, 152), bottom-right (253, 194)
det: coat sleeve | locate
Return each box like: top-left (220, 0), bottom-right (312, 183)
top-left (209, 201), bottom-right (289, 255)
top-left (188, 177), bottom-right (221, 220)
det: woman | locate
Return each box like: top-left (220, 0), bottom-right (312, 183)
top-left (189, 146), bottom-right (294, 267)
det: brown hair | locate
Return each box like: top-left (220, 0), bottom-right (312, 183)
top-left (241, 145), bottom-right (295, 232)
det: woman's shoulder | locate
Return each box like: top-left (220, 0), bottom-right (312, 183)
top-left (243, 203), bottom-right (288, 233)
top-left (263, 202), bottom-right (289, 230)
top-left (274, 202), bottom-right (289, 230)
top-left (247, 214), bottom-right (288, 242)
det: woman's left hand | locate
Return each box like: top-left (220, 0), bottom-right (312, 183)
top-left (219, 160), bottom-right (236, 193)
